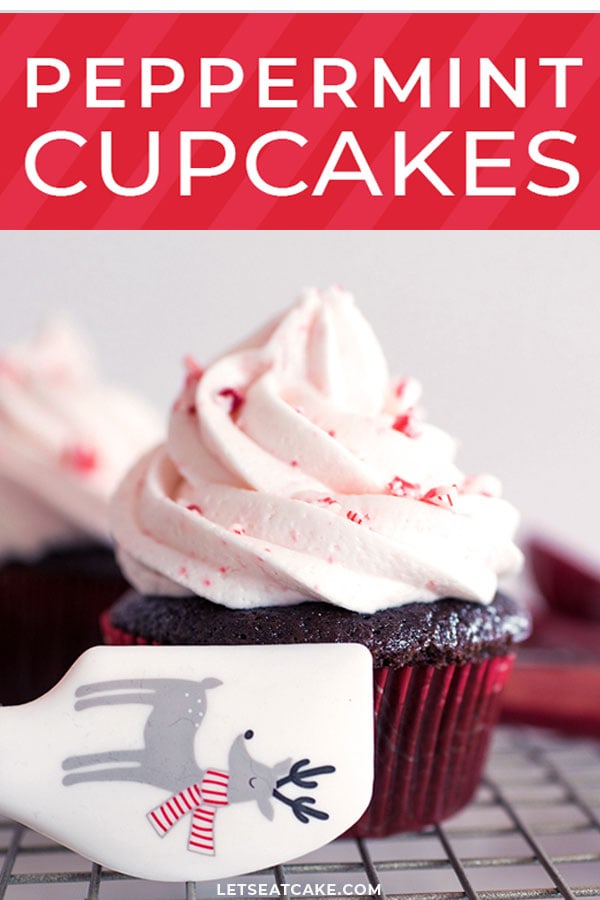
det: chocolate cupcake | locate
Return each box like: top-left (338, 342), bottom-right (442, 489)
top-left (0, 320), bottom-right (161, 704)
top-left (107, 288), bottom-right (528, 836)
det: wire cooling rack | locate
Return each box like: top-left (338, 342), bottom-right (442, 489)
top-left (0, 726), bottom-right (599, 900)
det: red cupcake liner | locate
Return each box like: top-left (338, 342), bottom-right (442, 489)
top-left (102, 610), bottom-right (160, 645)
top-left (0, 558), bottom-right (126, 705)
top-left (348, 655), bottom-right (514, 837)
top-left (102, 612), bottom-right (514, 837)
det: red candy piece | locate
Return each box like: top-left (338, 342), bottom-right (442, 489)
top-left (218, 387), bottom-right (244, 414)
top-left (392, 412), bottom-right (422, 438)
top-left (60, 443), bottom-right (98, 474)
top-left (346, 510), bottom-right (365, 525)
top-left (387, 476), bottom-right (421, 497)
top-left (421, 485), bottom-right (457, 509)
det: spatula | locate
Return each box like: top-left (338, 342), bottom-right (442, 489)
top-left (0, 643), bottom-right (373, 883)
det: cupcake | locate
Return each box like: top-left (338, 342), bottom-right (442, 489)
top-left (107, 288), bottom-right (529, 836)
top-left (0, 319), bottom-right (162, 704)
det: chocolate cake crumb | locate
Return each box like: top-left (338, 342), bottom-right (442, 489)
top-left (108, 591), bottom-right (531, 668)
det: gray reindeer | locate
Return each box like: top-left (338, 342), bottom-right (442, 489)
top-left (62, 677), bottom-right (335, 855)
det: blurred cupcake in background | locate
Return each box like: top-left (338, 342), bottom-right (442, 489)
top-left (0, 318), bottom-right (162, 704)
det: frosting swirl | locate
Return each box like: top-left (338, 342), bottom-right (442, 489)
top-left (112, 288), bottom-right (522, 613)
top-left (0, 320), bottom-right (162, 562)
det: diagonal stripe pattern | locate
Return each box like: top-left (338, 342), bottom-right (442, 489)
top-left (1, 12), bottom-right (599, 229)
top-left (147, 769), bottom-right (229, 856)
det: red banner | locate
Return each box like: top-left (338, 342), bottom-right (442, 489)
top-left (1, 12), bottom-right (599, 229)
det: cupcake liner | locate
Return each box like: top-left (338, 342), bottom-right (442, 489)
top-left (0, 549), bottom-right (127, 705)
top-left (102, 611), bottom-right (514, 837)
top-left (347, 656), bottom-right (514, 837)
top-left (102, 609), bottom-right (159, 645)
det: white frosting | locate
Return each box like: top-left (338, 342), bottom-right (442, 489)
top-left (0, 320), bottom-right (162, 562)
top-left (112, 289), bottom-right (523, 612)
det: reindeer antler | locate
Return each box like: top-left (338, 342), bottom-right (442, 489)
top-left (273, 758), bottom-right (336, 824)
top-left (276, 759), bottom-right (335, 790)
top-left (272, 790), bottom-right (330, 824)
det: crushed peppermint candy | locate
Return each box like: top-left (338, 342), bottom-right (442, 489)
top-left (217, 387), bottom-right (244, 414)
top-left (421, 485), bottom-right (458, 510)
top-left (394, 376), bottom-right (422, 409)
top-left (346, 510), bottom-right (369, 525)
top-left (186, 504), bottom-right (203, 514)
top-left (60, 443), bottom-right (98, 474)
top-left (392, 411), bottom-right (422, 438)
top-left (386, 476), bottom-right (421, 497)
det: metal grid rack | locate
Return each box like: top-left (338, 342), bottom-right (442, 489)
top-left (1, 726), bottom-right (599, 900)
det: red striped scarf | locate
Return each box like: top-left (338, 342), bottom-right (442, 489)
top-left (147, 769), bottom-right (229, 855)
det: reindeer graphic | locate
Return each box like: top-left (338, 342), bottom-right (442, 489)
top-left (61, 677), bottom-right (335, 856)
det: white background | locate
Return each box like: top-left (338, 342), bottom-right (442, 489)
top-left (1, 229), bottom-right (598, 560)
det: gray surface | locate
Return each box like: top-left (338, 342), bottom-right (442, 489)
top-left (1, 230), bottom-right (598, 560)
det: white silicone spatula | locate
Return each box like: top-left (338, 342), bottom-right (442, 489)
top-left (0, 643), bottom-right (373, 882)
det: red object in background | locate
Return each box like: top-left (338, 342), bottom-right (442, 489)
top-left (502, 663), bottom-right (600, 737)
top-left (502, 537), bottom-right (600, 737)
top-left (2, 12), bottom-right (600, 229)
top-left (529, 536), bottom-right (600, 621)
